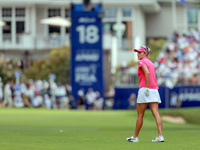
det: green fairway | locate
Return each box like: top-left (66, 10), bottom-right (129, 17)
top-left (0, 108), bottom-right (200, 150)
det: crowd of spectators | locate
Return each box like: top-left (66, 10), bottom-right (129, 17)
top-left (155, 29), bottom-right (200, 88)
top-left (0, 78), bottom-right (75, 109)
top-left (77, 86), bottom-right (115, 110)
top-left (0, 78), bottom-right (115, 110)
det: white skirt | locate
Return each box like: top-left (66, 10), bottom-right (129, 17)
top-left (137, 88), bottom-right (161, 103)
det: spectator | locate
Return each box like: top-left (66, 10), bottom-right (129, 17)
top-left (13, 91), bottom-right (24, 108)
top-left (31, 91), bottom-right (43, 108)
top-left (55, 82), bottom-right (67, 109)
top-left (104, 87), bottom-right (115, 110)
top-left (69, 95), bottom-right (76, 109)
top-left (22, 94), bottom-right (31, 108)
top-left (128, 93), bottom-right (137, 110)
top-left (77, 88), bottom-right (85, 109)
top-left (192, 72), bottom-right (199, 85)
top-left (25, 83), bottom-right (35, 105)
top-left (3, 80), bottom-right (13, 107)
top-left (44, 94), bottom-right (51, 109)
top-left (65, 84), bottom-right (72, 96)
top-left (60, 96), bottom-right (69, 109)
top-left (85, 88), bottom-right (97, 110)
top-left (49, 80), bottom-right (57, 109)
top-left (94, 91), bottom-right (104, 110)
top-left (170, 92), bottom-right (182, 108)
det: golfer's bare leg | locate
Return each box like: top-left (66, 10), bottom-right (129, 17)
top-left (149, 102), bottom-right (162, 136)
top-left (134, 103), bottom-right (147, 137)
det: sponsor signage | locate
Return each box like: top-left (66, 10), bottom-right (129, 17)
top-left (71, 4), bottom-right (104, 104)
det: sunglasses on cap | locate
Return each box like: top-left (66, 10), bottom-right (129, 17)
top-left (141, 46), bottom-right (148, 53)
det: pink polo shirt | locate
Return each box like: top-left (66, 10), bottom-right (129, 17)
top-left (138, 57), bottom-right (159, 89)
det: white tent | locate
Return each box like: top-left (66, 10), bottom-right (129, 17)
top-left (0, 20), bottom-right (6, 26)
top-left (40, 16), bottom-right (71, 27)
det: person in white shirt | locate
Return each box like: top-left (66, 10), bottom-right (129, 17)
top-left (31, 91), bottom-right (43, 108)
top-left (49, 80), bottom-right (57, 109)
top-left (94, 91), bottom-right (104, 110)
top-left (13, 91), bottom-right (24, 108)
top-left (55, 82), bottom-right (68, 109)
top-left (85, 88), bottom-right (97, 110)
top-left (44, 94), bottom-right (51, 109)
top-left (3, 80), bottom-right (13, 107)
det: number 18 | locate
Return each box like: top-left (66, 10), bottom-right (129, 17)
top-left (76, 25), bottom-right (99, 44)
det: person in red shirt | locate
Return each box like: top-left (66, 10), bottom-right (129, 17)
top-left (127, 46), bottom-right (164, 143)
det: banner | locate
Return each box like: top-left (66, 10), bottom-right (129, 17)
top-left (114, 86), bottom-right (200, 109)
top-left (71, 4), bottom-right (104, 105)
top-left (169, 86), bottom-right (200, 108)
top-left (114, 87), bottom-right (166, 109)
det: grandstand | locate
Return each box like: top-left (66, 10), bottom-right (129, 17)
top-left (156, 30), bottom-right (200, 88)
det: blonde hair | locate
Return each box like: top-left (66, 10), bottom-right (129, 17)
top-left (146, 47), bottom-right (151, 53)
top-left (141, 46), bottom-right (151, 54)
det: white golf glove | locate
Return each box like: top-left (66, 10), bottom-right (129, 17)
top-left (145, 88), bottom-right (149, 97)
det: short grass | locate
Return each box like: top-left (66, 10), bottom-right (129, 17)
top-left (0, 108), bottom-right (199, 150)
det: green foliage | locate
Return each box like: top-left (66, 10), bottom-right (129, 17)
top-left (24, 46), bottom-right (71, 83)
top-left (24, 59), bottom-right (45, 79)
top-left (0, 55), bottom-right (22, 84)
top-left (147, 38), bottom-right (166, 61)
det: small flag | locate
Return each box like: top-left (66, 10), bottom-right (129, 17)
top-left (177, 0), bottom-right (187, 5)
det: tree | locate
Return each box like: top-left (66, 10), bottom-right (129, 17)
top-left (147, 38), bottom-right (166, 62)
top-left (0, 55), bottom-right (21, 84)
top-left (24, 46), bottom-right (71, 83)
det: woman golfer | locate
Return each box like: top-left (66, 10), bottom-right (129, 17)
top-left (126, 46), bottom-right (164, 142)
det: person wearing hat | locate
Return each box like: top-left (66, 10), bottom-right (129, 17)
top-left (126, 46), bottom-right (164, 143)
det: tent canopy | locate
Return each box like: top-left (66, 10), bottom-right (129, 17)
top-left (40, 16), bottom-right (71, 27)
top-left (0, 20), bottom-right (6, 26)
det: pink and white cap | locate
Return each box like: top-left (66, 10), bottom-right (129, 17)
top-left (134, 46), bottom-right (149, 55)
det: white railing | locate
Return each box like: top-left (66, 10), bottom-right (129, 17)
top-left (0, 33), bottom-right (117, 50)
top-left (35, 34), bottom-right (70, 50)
top-left (1, 34), bottom-right (34, 49)
top-left (0, 34), bottom-right (70, 50)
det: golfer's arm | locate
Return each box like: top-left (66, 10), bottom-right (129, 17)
top-left (141, 65), bottom-right (150, 88)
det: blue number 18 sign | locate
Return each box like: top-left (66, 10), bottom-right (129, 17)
top-left (70, 4), bottom-right (104, 105)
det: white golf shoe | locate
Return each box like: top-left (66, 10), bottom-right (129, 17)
top-left (152, 136), bottom-right (164, 142)
top-left (126, 136), bottom-right (139, 142)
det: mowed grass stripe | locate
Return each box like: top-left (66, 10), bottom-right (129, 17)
top-left (0, 108), bottom-right (199, 150)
